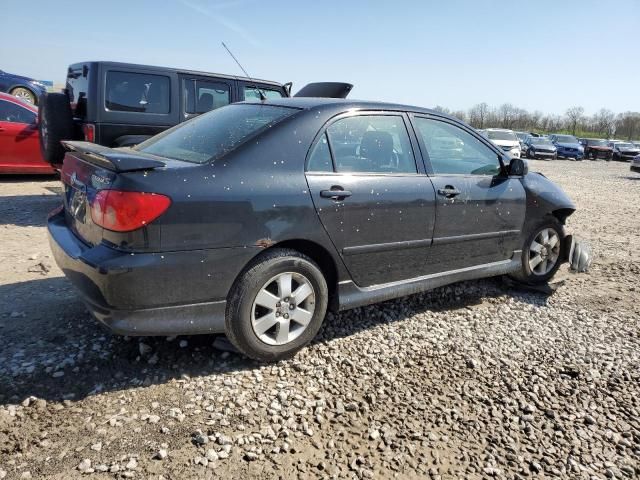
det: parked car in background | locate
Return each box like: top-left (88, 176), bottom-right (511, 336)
top-left (485, 128), bottom-right (521, 157)
top-left (515, 131), bottom-right (528, 151)
top-left (48, 98), bottom-right (575, 361)
top-left (524, 136), bottom-right (557, 159)
top-left (583, 138), bottom-right (613, 160)
top-left (549, 134), bottom-right (584, 160)
top-left (38, 61), bottom-right (353, 166)
top-left (609, 141), bottom-right (640, 161)
top-left (0, 93), bottom-right (54, 174)
top-left (0, 69), bottom-right (47, 105)
top-left (631, 154), bottom-right (640, 173)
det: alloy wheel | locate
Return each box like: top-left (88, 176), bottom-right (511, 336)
top-left (528, 228), bottom-right (560, 276)
top-left (12, 88), bottom-right (35, 104)
top-left (251, 272), bottom-right (316, 346)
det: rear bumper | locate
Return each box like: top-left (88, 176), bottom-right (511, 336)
top-left (47, 210), bottom-right (259, 336)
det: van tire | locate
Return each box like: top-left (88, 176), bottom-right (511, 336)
top-left (39, 92), bottom-right (75, 165)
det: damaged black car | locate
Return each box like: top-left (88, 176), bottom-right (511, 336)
top-left (48, 98), bottom-right (576, 361)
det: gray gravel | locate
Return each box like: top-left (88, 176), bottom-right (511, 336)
top-left (0, 161), bottom-right (639, 478)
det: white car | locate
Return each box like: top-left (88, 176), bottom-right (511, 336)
top-left (631, 154), bottom-right (640, 174)
top-left (484, 128), bottom-right (521, 158)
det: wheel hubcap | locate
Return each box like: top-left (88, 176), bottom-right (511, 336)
top-left (14, 90), bottom-right (34, 103)
top-left (528, 228), bottom-right (560, 275)
top-left (251, 272), bottom-right (315, 346)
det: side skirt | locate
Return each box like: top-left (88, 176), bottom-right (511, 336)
top-left (337, 252), bottom-right (522, 311)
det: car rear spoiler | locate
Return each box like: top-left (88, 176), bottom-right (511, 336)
top-left (61, 141), bottom-right (165, 173)
top-left (294, 82), bottom-right (353, 99)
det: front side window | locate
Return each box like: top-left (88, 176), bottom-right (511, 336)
top-left (326, 115), bottom-right (416, 174)
top-left (244, 86), bottom-right (284, 101)
top-left (105, 71), bottom-right (170, 114)
top-left (184, 80), bottom-right (230, 114)
top-left (414, 117), bottom-right (501, 176)
top-left (0, 100), bottom-right (36, 124)
top-left (136, 104), bottom-right (297, 163)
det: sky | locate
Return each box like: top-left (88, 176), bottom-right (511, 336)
top-left (1, 0), bottom-right (638, 116)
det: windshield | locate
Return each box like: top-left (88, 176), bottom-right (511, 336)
top-left (616, 142), bottom-right (633, 148)
top-left (515, 132), bottom-right (527, 140)
top-left (555, 135), bottom-right (578, 143)
top-left (487, 130), bottom-right (517, 141)
top-left (588, 139), bottom-right (608, 146)
top-left (531, 138), bottom-right (553, 145)
top-left (136, 104), bottom-right (297, 163)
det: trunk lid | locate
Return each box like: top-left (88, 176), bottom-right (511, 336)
top-left (60, 142), bottom-right (165, 246)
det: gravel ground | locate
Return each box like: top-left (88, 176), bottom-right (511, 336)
top-left (1, 160), bottom-right (639, 479)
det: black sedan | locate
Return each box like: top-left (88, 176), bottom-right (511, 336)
top-left (48, 98), bottom-right (576, 361)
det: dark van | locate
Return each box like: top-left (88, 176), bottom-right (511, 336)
top-left (38, 61), bottom-right (292, 164)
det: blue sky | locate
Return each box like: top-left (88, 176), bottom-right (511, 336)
top-left (1, 0), bottom-right (638, 115)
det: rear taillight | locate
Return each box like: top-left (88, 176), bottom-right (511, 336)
top-left (91, 190), bottom-right (171, 232)
top-left (82, 123), bottom-right (95, 143)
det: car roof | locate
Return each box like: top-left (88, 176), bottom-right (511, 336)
top-left (0, 92), bottom-right (38, 112)
top-left (71, 61), bottom-right (284, 88)
top-left (241, 97), bottom-right (461, 119)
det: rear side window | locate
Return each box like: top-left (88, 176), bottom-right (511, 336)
top-left (244, 86), bottom-right (283, 101)
top-left (136, 104), bottom-right (297, 164)
top-left (307, 133), bottom-right (333, 172)
top-left (326, 115), bottom-right (417, 174)
top-left (0, 100), bottom-right (36, 124)
top-left (105, 71), bottom-right (170, 114)
top-left (184, 80), bottom-right (230, 114)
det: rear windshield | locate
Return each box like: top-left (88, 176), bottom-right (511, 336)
top-left (136, 104), bottom-right (297, 163)
top-left (487, 130), bottom-right (517, 141)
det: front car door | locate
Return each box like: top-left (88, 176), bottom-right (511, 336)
top-left (411, 115), bottom-right (526, 273)
top-left (0, 99), bottom-right (42, 171)
top-left (305, 112), bottom-right (436, 287)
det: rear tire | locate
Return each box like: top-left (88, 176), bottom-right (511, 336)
top-left (510, 217), bottom-right (565, 285)
top-left (225, 248), bottom-right (328, 362)
top-left (39, 92), bottom-right (75, 165)
top-left (11, 87), bottom-right (36, 105)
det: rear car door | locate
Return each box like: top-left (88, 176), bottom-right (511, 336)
top-left (180, 76), bottom-right (233, 122)
top-left (0, 99), bottom-right (39, 167)
top-left (305, 112), bottom-right (436, 287)
top-left (411, 115), bottom-right (526, 273)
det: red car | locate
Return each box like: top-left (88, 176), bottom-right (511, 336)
top-left (0, 92), bottom-right (55, 174)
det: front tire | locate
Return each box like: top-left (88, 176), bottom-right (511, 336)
top-left (510, 218), bottom-right (564, 285)
top-left (225, 248), bottom-right (328, 362)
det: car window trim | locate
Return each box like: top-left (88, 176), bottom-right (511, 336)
top-left (408, 113), bottom-right (507, 177)
top-left (305, 110), bottom-right (424, 176)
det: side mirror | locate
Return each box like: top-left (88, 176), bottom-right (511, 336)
top-left (509, 157), bottom-right (528, 176)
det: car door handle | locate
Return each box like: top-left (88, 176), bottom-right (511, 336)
top-left (437, 186), bottom-right (461, 198)
top-left (320, 188), bottom-right (352, 199)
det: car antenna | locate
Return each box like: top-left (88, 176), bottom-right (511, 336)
top-left (221, 41), bottom-right (267, 102)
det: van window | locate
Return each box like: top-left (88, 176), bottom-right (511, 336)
top-left (105, 71), bottom-right (170, 114)
top-left (184, 80), bottom-right (230, 114)
top-left (243, 86), bottom-right (283, 101)
top-left (66, 64), bottom-right (89, 118)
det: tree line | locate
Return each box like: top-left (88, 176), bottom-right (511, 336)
top-left (433, 103), bottom-right (640, 140)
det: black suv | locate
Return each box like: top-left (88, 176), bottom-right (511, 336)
top-left (38, 61), bottom-right (293, 164)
